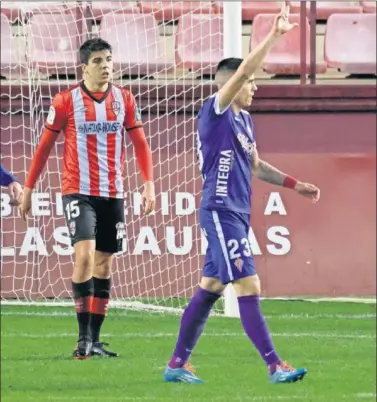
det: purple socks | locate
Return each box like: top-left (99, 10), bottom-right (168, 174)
top-left (168, 291), bottom-right (280, 373)
top-left (169, 287), bottom-right (220, 368)
top-left (238, 295), bottom-right (281, 371)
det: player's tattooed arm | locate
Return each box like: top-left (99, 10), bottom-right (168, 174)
top-left (254, 160), bottom-right (287, 186)
top-left (251, 147), bottom-right (321, 202)
top-left (251, 147), bottom-right (289, 186)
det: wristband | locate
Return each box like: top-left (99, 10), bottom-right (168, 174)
top-left (283, 176), bottom-right (297, 189)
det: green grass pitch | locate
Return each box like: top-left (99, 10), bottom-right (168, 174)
top-left (1, 301), bottom-right (376, 402)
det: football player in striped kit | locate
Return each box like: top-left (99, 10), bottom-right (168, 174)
top-left (20, 38), bottom-right (156, 360)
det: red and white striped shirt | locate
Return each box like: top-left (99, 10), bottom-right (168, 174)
top-left (26, 82), bottom-right (152, 198)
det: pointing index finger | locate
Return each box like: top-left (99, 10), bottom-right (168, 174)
top-left (281, 1), bottom-right (288, 15)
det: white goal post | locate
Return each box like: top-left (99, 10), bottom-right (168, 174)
top-left (222, 1), bottom-right (243, 318)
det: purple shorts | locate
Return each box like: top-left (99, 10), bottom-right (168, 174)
top-left (200, 208), bottom-right (257, 285)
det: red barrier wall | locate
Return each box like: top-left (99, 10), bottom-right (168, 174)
top-left (1, 112), bottom-right (376, 299)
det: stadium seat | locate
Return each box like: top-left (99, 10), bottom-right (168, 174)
top-left (138, 1), bottom-right (214, 21)
top-left (325, 14), bottom-right (376, 75)
top-left (24, 2), bottom-right (66, 16)
top-left (213, 1), bottom-right (283, 21)
top-left (100, 13), bottom-right (174, 77)
top-left (1, 2), bottom-right (66, 22)
top-left (3, 1), bottom-right (66, 21)
top-left (289, 2), bottom-right (362, 20)
top-left (1, 2), bottom-right (23, 22)
top-left (250, 13), bottom-right (327, 75)
top-left (0, 13), bottom-right (27, 78)
top-left (175, 14), bottom-right (223, 76)
top-left (89, 2), bottom-right (139, 20)
top-left (28, 13), bottom-right (84, 77)
top-left (361, 1), bottom-right (377, 13)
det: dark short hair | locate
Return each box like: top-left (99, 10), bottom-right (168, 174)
top-left (216, 57), bottom-right (243, 74)
top-left (79, 38), bottom-right (112, 64)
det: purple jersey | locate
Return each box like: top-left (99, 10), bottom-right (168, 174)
top-left (197, 93), bottom-right (256, 214)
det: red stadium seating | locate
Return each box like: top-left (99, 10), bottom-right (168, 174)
top-left (89, 2), bottom-right (139, 20)
top-left (100, 13), bottom-right (174, 77)
top-left (138, 2), bottom-right (214, 21)
top-left (213, 1), bottom-right (283, 21)
top-left (64, 2), bottom-right (139, 20)
top-left (361, 1), bottom-right (377, 13)
top-left (29, 13), bottom-right (85, 76)
top-left (25, 2), bottom-right (66, 16)
top-left (1, 2), bottom-right (23, 22)
top-left (175, 14), bottom-right (223, 76)
top-left (0, 14), bottom-right (27, 78)
top-left (250, 13), bottom-right (327, 75)
top-left (1, 2), bottom-right (65, 22)
top-left (289, 2), bottom-right (362, 20)
top-left (325, 14), bottom-right (376, 75)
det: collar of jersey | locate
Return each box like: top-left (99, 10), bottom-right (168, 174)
top-left (80, 81), bottom-right (112, 104)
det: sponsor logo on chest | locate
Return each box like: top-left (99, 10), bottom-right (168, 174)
top-left (215, 149), bottom-right (233, 198)
top-left (237, 133), bottom-right (255, 156)
top-left (76, 121), bottom-right (122, 135)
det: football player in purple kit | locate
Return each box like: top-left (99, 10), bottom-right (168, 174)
top-left (163, 3), bottom-right (320, 385)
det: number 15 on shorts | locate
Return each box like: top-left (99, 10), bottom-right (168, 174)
top-left (65, 200), bottom-right (80, 220)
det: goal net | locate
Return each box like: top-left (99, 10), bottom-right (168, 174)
top-left (0, 1), bottom-right (224, 313)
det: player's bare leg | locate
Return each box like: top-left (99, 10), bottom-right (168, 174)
top-left (164, 277), bottom-right (225, 383)
top-left (72, 240), bottom-right (95, 360)
top-left (89, 251), bottom-right (119, 358)
top-left (233, 275), bottom-right (307, 383)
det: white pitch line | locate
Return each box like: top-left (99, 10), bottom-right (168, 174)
top-left (1, 311), bottom-right (75, 317)
top-left (267, 313), bottom-right (376, 320)
top-left (0, 297), bottom-right (375, 314)
top-left (0, 397), bottom-right (320, 402)
top-left (1, 331), bottom-right (375, 340)
top-left (356, 394), bottom-right (377, 399)
top-left (1, 310), bottom-right (376, 320)
top-left (6, 395), bottom-right (375, 402)
top-left (4, 398), bottom-right (305, 402)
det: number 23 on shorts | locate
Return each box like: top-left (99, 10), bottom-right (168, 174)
top-left (227, 237), bottom-right (252, 260)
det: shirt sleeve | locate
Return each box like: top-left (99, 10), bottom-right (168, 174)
top-left (44, 93), bottom-right (67, 133)
top-left (213, 92), bottom-right (232, 115)
top-left (201, 93), bottom-right (231, 119)
top-left (127, 127), bottom-right (153, 182)
top-left (24, 128), bottom-right (59, 189)
top-left (197, 94), bottom-right (230, 141)
top-left (0, 164), bottom-right (18, 187)
top-left (123, 90), bottom-right (143, 131)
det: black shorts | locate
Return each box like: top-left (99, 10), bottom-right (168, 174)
top-left (62, 193), bottom-right (125, 254)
